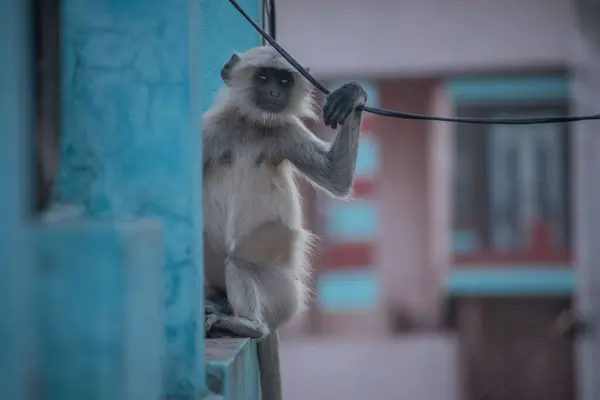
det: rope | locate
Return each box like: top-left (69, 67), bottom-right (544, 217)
top-left (228, 0), bottom-right (600, 125)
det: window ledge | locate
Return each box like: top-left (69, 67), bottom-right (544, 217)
top-left (445, 268), bottom-right (574, 297)
top-left (205, 338), bottom-right (261, 400)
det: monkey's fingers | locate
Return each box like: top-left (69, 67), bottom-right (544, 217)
top-left (323, 101), bottom-right (336, 126)
top-left (323, 94), bottom-right (344, 127)
top-left (330, 102), bottom-right (352, 127)
top-left (326, 103), bottom-right (347, 128)
top-left (205, 303), bottom-right (220, 315)
top-left (204, 313), bottom-right (220, 332)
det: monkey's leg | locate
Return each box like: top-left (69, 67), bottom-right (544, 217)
top-left (209, 255), bottom-right (269, 339)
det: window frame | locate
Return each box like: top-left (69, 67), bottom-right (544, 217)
top-left (448, 76), bottom-right (572, 266)
top-left (261, 0), bottom-right (276, 43)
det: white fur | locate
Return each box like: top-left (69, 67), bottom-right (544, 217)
top-left (209, 46), bottom-right (318, 127)
top-left (202, 46), bottom-right (317, 322)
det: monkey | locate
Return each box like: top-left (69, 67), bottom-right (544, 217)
top-left (202, 45), bottom-right (367, 400)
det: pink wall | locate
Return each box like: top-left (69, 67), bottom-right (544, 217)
top-left (425, 85), bottom-right (453, 327)
top-left (280, 335), bottom-right (460, 400)
top-left (377, 79), bottom-right (441, 328)
top-left (276, 0), bottom-right (572, 78)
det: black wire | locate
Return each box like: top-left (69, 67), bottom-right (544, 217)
top-left (229, 0), bottom-right (600, 125)
top-left (267, 0), bottom-right (276, 40)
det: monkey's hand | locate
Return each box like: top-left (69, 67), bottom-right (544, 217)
top-left (323, 82), bottom-right (367, 129)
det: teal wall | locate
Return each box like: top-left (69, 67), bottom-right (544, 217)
top-left (53, 0), bottom-right (262, 398)
top-left (317, 271), bottom-right (381, 312)
top-left (448, 76), bottom-right (569, 104)
top-left (446, 268), bottom-right (574, 296)
top-left (0, 1), bottom-right (35, 399)
top-left (37, 222), bottom-right (164, 400)
top-left (57, 1), bottom-right (205, 396)
top-left (355, 135), bottom-right (380, 178)
top-left (200, 0), bottom-right (262, 112)
top-left (326, 199), bottom-right (379, 243)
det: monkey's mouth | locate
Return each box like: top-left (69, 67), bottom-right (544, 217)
top-left (257, 103), bottom-right (286, 113)
top-left (255, 97), bottom-right (287, 113)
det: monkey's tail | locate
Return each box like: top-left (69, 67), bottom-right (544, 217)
top-left (257, 331), bottom-right (282, 400)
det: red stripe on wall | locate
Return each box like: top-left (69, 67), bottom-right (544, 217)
top-left (352, 179), bottom-right (377, 197)
top-left (322, 243), bottom-right (374, 269)
top-left (453, 249), bottom-right (571, 265)
top-left (361, 115), bottom-right (377, 133)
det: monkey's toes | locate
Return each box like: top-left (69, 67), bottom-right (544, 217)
top-left (205, 303), bottom-right (220, 315)
top-left (204, 313), bottom-right (220, 332)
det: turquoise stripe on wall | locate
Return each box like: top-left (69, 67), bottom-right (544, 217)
top-left (448, 76), bottom-right (569, 103)
top-left (0, 1), bottom-right (35, 399)
top-left (446, 268), bottom-right (574, 296)
top-left (317, 270), bottom-right (380, 312)
top-left (60, 1), bottom-right (209, 396)
top-left (452, 230), bottom-right (479, 253)
top-left (355, 135), bottom-right (380, 178)
top-left (326, 199), bottom-right (378, 242)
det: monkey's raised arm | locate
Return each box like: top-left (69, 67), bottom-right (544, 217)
top-left (286, 82), bottom-right (367, 198)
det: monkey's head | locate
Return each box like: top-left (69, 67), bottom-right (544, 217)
top-left (220, 46), bottom-right (317, 125)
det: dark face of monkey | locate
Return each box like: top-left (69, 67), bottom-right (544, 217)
top-left (252, 67), bottom-right (295, 113)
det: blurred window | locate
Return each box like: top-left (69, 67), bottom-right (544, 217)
top-left (452, 99), bottom-right (571, 263)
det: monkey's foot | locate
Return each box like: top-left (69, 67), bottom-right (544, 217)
top-left (205, 298), bottom-right (232, 316)
top-left (205, 313), bottom-right (268, 340)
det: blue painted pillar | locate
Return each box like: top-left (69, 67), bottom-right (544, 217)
top-left (0, 1), bottom-right (35, 399)
top-left (57, 1), bottom-right (204, 397)
top-left (57, 0), bottom-right (263, 398)
top-left (199, 0), bottom-right (262, 111)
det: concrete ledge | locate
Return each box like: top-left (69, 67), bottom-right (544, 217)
top-left (35, 219), bottom-right (164, 400)
top-left (205, 338), bottom-right (261, 400)
top-left (201, 394), bottom-right (224, 400)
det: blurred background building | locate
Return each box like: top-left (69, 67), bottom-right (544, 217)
top-left (272, 1), bottom-right (600, 399)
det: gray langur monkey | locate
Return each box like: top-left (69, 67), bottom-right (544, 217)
top-left (202, 45), bottom-right (367, 399)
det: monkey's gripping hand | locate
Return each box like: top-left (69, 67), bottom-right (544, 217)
top-left (323, 82), bottom-right (367, 130)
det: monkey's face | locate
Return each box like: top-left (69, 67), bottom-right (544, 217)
top-left (252, 67), bottom-right (295, 113)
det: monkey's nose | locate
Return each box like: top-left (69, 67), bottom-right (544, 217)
top-left (269, 90), bottom-right (280, 99)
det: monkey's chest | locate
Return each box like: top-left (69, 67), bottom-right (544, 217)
top-left (203, 155), bottom-right (300, 247)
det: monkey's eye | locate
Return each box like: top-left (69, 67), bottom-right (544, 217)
top-left (280, 79), bottom-right (290, 86)
top-left (256, 74), bottom-right (268, 83)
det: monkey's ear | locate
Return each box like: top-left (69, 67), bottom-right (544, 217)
top-left (221, 53), bottom-right (241, 85)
